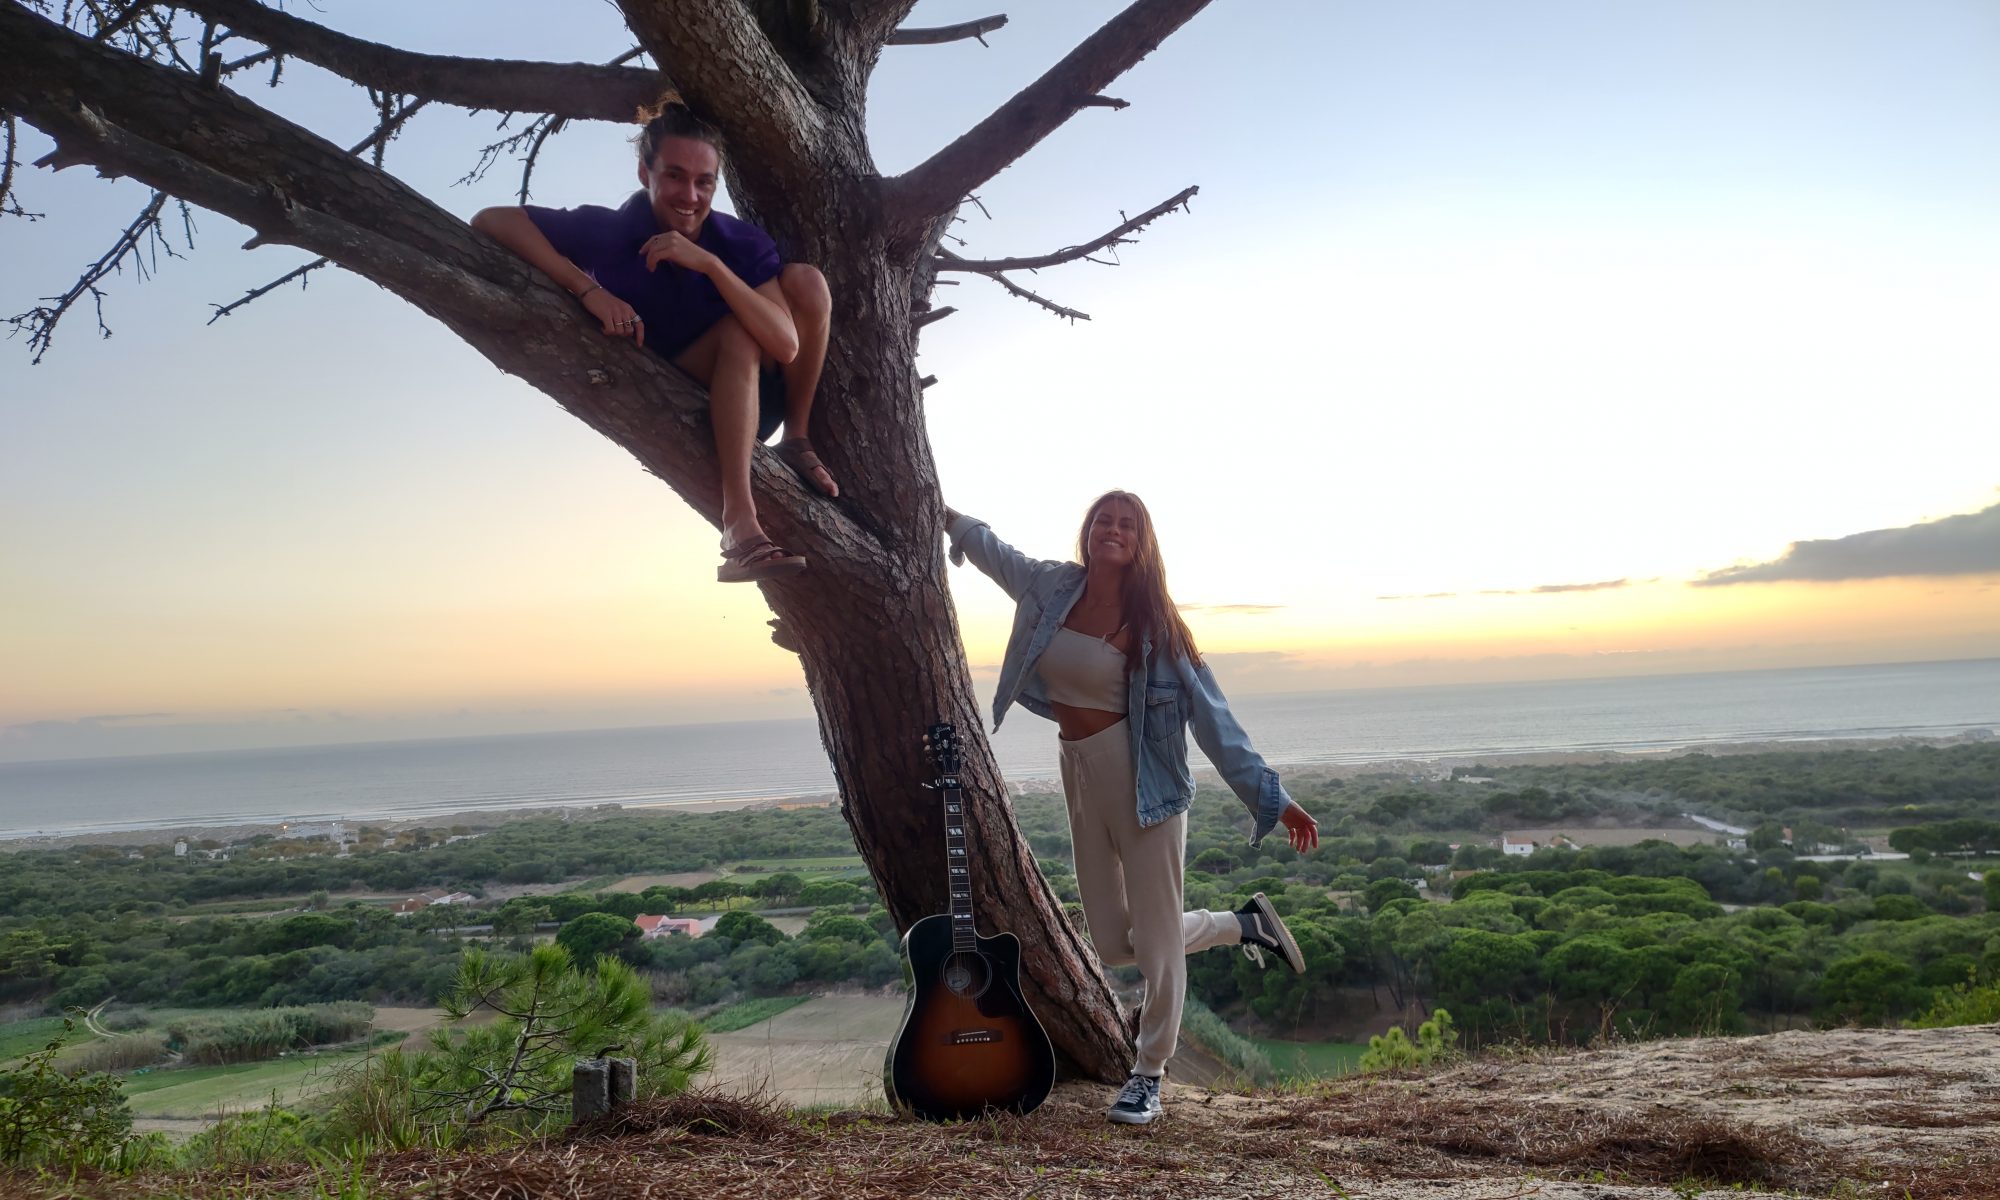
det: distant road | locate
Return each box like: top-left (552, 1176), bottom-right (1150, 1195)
top-left (1683, 813), bottom-right (1750, 836)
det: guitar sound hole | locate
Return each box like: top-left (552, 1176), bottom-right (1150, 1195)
top-left (940, 951), bottom-right (992, 999)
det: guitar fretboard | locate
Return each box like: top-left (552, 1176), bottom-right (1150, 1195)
top-left (941, 775), bottom-right (976, 954)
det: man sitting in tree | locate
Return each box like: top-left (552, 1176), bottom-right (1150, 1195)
top-left (473, 103), bottom-right (835, 583)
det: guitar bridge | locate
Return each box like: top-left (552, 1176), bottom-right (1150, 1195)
top-left (948, 1029), bottom-right (1004, 1045)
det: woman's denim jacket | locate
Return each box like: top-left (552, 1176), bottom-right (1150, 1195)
top-left (949, 514), bottom-right (1294, 847)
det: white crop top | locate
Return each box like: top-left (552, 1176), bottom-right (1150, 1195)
top-left (1037, 627), bottom-right (1129, 713)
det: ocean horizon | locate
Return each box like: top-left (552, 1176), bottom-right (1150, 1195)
top-left (1, 657), bottom-right (1994, 841)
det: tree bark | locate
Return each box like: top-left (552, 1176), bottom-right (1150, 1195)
top-left (0, 0), bottom-right (1215, 1084)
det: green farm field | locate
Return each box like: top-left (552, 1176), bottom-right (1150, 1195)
top-left (119, 1045), bottom-right (397, 1118)
top-left (0, 1015), bottom-right (88, 1062)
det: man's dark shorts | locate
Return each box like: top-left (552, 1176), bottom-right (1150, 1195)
top-left (757, 367), bottom-right (787, 443)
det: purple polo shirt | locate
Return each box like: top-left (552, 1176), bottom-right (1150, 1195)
top-left (525, 191), bottom-right (782, 359)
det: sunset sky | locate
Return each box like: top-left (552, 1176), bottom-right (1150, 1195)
top-left (4, 0), bottom-right (1997, 763)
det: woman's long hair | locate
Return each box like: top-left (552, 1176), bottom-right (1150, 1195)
top-left (1075, 490), bottom-right (1202, 669)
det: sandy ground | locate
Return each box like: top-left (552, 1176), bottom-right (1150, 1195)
top-left (69, 1023), bottom-right (1995, 1200)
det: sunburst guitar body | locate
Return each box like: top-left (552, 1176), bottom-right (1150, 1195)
top-left (882, 724), bottom-right (1056, 1121)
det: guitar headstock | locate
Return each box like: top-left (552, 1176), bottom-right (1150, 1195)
top-left (924, 722), bottom-right (961, 780)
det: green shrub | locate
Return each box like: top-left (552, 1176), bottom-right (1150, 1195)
top-left (0, 1017), bottom-right (138, 1170)
top-left (375, 946), bottom-right (711, 1143)
top-left (179, 1105), bottom-right (316, 1168)
top-left (1359, 1008), bottom-right (1458, 1073)
top-left (1913, 973), bottom-right (2000, 1029)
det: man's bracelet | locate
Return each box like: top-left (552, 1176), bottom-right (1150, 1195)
top-left (575, 283), bottom-right (603, 302)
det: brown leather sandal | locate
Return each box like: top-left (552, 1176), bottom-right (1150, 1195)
top-left (774, 437), bottom-right (839, 498)
top-left (718, 536), bottom-right (806, 583)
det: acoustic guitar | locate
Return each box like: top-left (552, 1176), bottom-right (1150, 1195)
top-left (883, 723), bottom-right (1057, 1121)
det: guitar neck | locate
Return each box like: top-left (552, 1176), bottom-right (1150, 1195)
top-left (940, 773), bottom-right (977, 954)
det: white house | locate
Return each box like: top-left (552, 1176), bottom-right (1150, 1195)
top-left (634, 914), bottom-right (704, 940)
top-left (1501, 834), bottom-right (1536, 857)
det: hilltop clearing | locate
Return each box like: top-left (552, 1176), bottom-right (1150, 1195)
top-left (28, 1024), bottom-right (1995, 1199)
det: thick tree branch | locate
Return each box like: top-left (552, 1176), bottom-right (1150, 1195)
top-left (936, 184), bottom-right (1194, 273)
top-left (0, 1), bottom-right (861, 556)
top-left (834, 0), bottom-right (923, 47)
top-left (888, 14), bottom-right (1006, 46)
top-left (614, 0), bottom-right (825, 179)
top-left (171, 0), bottom-right (665, 122)
top-left (886, 0), bottom-right (1213, 223)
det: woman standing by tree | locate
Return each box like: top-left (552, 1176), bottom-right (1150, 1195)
top-left (946, 492), bottom-right (1319, 1125)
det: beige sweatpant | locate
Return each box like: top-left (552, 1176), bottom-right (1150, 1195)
top-left (1058, 720), bottom-right (1241, 1078)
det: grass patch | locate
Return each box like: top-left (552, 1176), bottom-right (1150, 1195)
top-left (120, 1048), bottom-right (382, 1118)
top-left (1179, 997), bottom-right (1277, 1084)
top-left (1248, 1036), bottom-right (1366, 1080)
top-left (697, 995), bottom-right (813, 1033)
top-left (0, 1015), bottom-right (87, 1062)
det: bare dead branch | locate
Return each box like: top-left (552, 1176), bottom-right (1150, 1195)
top-left (171, 0), bottom-right (665, 122)
top-left (886, 0), bottom-right (1214, 223)
top-left (1082, 94), bottom-right (1129, 109)
top-left (888, 15), bottom-right (1007, 46)
top-left (936, 184), bottom-right (1194, 273)
top-left (220, 47), bottom-right (276, 75)
top-left (349, 93), bottom-right (429, 162)
top-left (1, 114), bottom-right (42, 219)
top-left (206, 256), bottom-right (327, 324)
top-left (515, 116), bottom-right (569, 205)
top-left (913, 305), bottom-right (955, 328)
top-left (6, 190), bottom-right (181, 363)
top-left (919, 373), bottom-right (938, 389)
top-left (938, 248), bottom-right (1090, 322)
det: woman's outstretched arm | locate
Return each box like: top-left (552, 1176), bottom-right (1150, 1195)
top-left (943, 508), bottom-right (1063, 602)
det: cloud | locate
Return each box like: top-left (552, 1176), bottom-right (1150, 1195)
top-left (1694, 501), bottom-right (2000, 587)
top-left (4, 712), bottom-right (178, 734)
top-left (1179, 603), bottom-right (1284, 614)
top-left (1380, 579), bottom-right (1631, 600)
top-left (1526, 578), bottom-right (1630, 595)
top-left (1203, 651), bottom-right (1305, 670)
